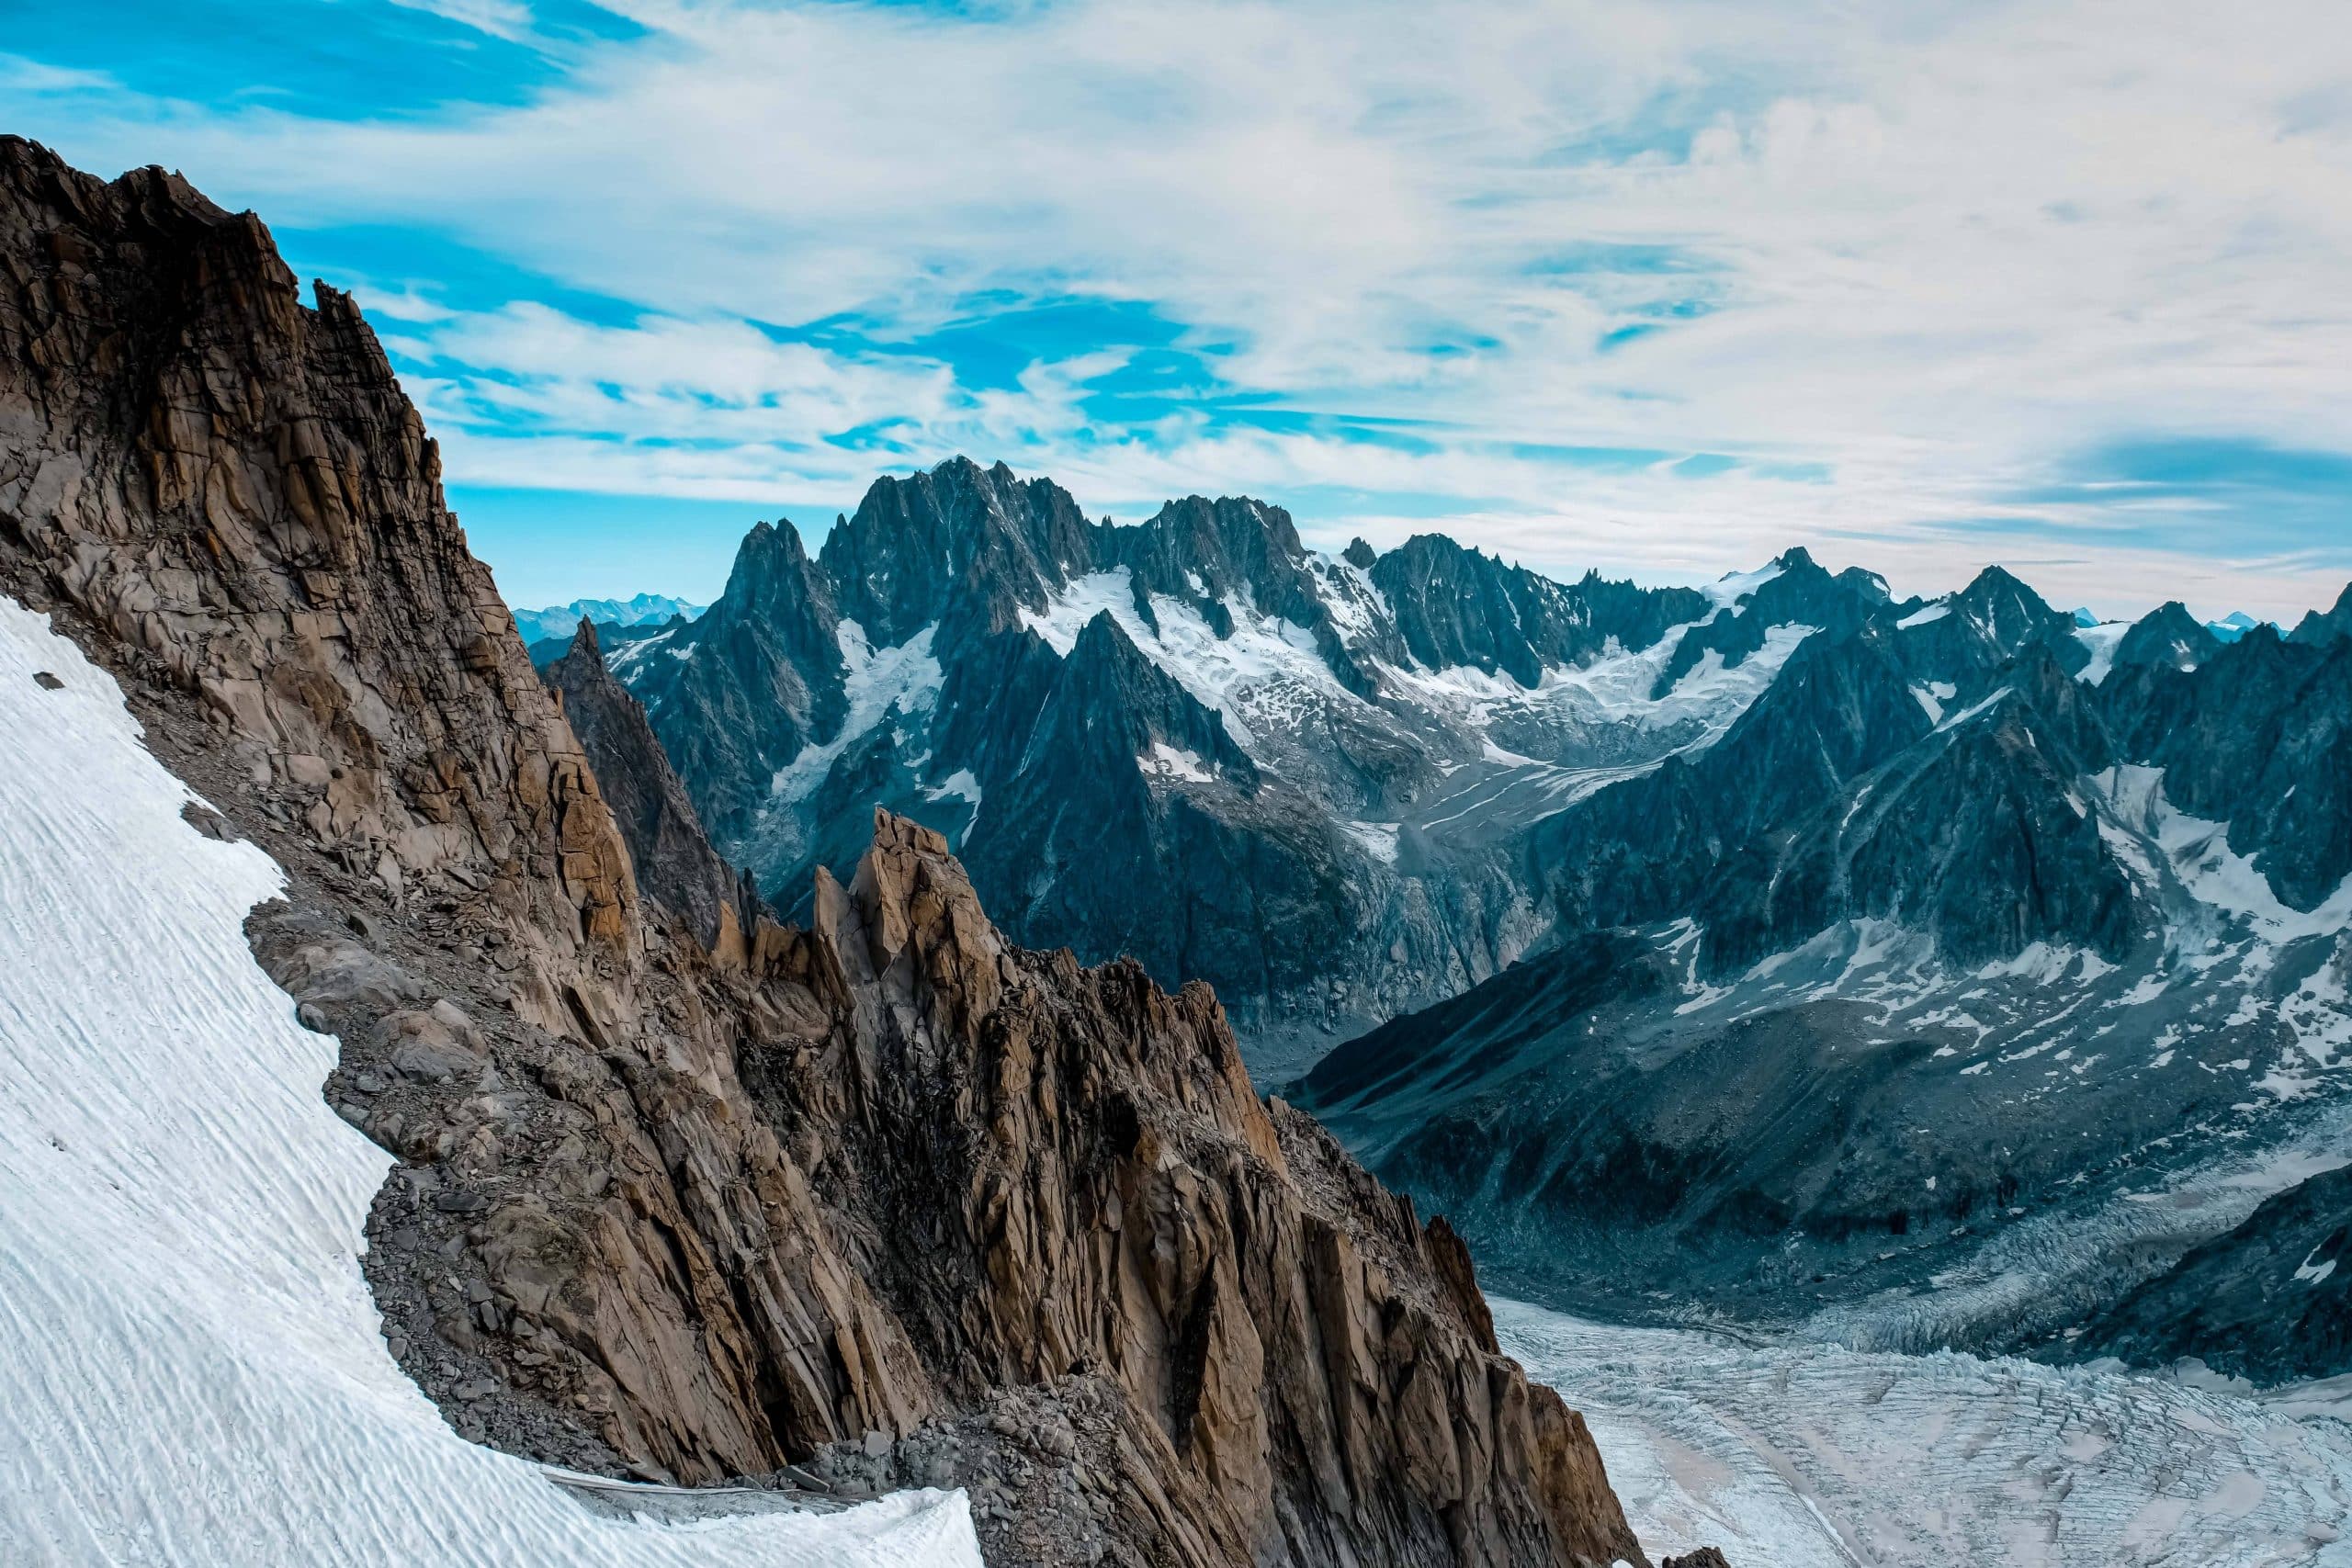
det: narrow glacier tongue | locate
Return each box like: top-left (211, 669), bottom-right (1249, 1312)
top-left (0, 597), bottom-right (981, 1568)
top-left (1495, 1299), bottom-right (2352, 1567)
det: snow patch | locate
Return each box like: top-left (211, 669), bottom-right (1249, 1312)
top-left (1020, 568), bottom-right (1343, 750)
top-left (1344, 821), bottom-right (1402, 865)
top-left (2073, 622), bottom-right (2130, 686)
top-left (2086, 764), bottom-right (2352, 943)
top-left (1139, 742), bottom-right (1216, 784)
top-left (1704, 559), bottom-right (1786, 607)
top-left (0, 597), bottom-right (981, 1568)
top-left (1895, 602), bottom-right (1951, 629)
top-left (769, 621), bottom-right (944, 805)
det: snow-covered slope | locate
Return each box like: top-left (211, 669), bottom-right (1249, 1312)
top-left (1497, 1298), bottom-right (2352, 1567)
top-left (0, 598), bottom-right (981, 1568)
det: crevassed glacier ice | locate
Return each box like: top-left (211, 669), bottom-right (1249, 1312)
top-left (1497, 1298), bottom-right (2352, 1567)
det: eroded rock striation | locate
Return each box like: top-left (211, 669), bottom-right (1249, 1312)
top-left (0, 135), bottom-right (1651, 1568)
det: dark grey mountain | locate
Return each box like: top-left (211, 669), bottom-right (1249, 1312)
top-left (2292, 583), bottom-right (2352, 646)
top-left (601, 457), bottom-right (1818, 1073)
top-left (1299, 576), bottom-right (2352, 1388)
top-left (543, 619), bottom-right (761, 951)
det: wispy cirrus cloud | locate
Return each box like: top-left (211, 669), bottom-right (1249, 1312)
top-left (5, 0), bottom-right (2349, 614)
top-left (385, 0), bottom-right (536, 42)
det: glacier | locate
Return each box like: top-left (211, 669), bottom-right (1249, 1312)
top-left (1497, 1298), bottom-right (2352, 1567)
top-left (0, 597), bottom-right (981, 1568)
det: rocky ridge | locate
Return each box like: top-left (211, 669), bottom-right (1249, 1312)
top-left (543, 617), bottom-right (757, 953)
top-left (0, 136), bottom-right (1655, 1568)
top-left (609, 467), bottom-right (1841, 1070)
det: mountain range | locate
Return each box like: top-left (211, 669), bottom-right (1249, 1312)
top-left (594, 457), bottom-right (2352, 1391)
top-left (11, 127), bottom-right (2352, 1566)
top-left (594, 465), bottom-right (1844, 1072)
top-left (512, 592), bottom-right (704, 649)
top-left (1297, 566), bottom-right (2352, 1379)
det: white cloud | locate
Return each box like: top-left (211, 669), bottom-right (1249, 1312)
top-left (384, 0), bottom-right (535, 42)
top-left (0, 53), bottom-right (119, 94)
top-left (20, 0), bottom-right (2352, 613)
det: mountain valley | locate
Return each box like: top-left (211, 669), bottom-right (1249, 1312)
top-left (9, 124), bottom-right (2352, 1568)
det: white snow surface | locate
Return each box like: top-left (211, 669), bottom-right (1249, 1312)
top-left (1018, 566), bottom-right (1815, 776)
top-left (1704, 559), bottom-right (1786, 607)
top-left (1895, 601), bottom-right (1951, 629)
top-left (1019, 567), bottom-right (1337, 750)
top-left (2090, 764), bottom-right (2352, 944)
top-left (1382, 619), bottom-right (1817, 763)
top-left (0, 598), bottom-right (981, 1568)
top-left (1343, 821), bottom-right (1402, 864)
top-left (768, 619), bottom-right (944, 805)
top-left (1497, 1298), bottom-right (2352, 1568)
top-left (1140, 742), bottom-right (1216, 784)
top-left (2075, 621), bottom-right (2131, 686)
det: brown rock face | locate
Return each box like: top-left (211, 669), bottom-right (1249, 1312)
top-left (544, 616), bottom-right (756, 953)
top-left (752, 812), bottom-right (1644, 1565)
top-left (0, 136), bottom-right (1652, 1568)
top-left (0, 135), bottom-right (632, 1029)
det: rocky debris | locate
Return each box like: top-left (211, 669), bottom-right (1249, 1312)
top-left (31, 668), bottom-right (62, 688)
top-left (0, 137), bottom-right (1657, 1568)
top-left (181, 800), bottom-right (235, 840)
top-left (1661, 1551), bottom-right (1733, 1568)
top-left (804, 1375), bottom-right (1232, 1567)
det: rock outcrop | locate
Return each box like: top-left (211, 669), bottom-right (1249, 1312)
top-left (0, 135), bottom-right (1652, 1568)
top-left (544, 616), bottom-right (754, 951)
top-left (0, 137), bottom-right (645, 1056)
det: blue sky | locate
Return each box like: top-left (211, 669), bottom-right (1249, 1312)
top-left (6, 0), bottom-right (2351, 618)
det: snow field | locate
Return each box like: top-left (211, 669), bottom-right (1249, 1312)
top-left (0, 597), bottom-right (980, 1568)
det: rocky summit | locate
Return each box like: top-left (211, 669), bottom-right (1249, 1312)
top-left (603, 467), bottom-right (1857, 1074)
top-left (0, 136), bottom-right (1658, 1568)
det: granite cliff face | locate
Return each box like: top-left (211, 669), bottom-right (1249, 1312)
top-left (0, 136), bottom-right (1652, 1568)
